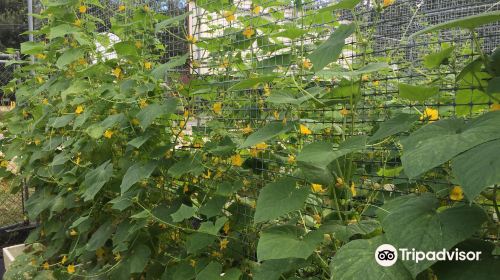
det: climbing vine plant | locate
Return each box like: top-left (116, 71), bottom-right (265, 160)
top-left (1, 0), bottom-right (500, 279)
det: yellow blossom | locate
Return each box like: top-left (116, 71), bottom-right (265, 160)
top-left (249, 148), bottom-right (258, 157)
top-left (79, 5), bottom-right (87, 13)
top-left (223, 11), bottom-right (235, 22)
top-left (491, 103), bottom-right (500, 111)
top-left (263, 84), bottom-right (271, 96)
top-left (220, 58), bottom-right (230, 68)
top-left (255, 142), bottom-right (268, 150)
top-left (103, 129), bottom-right (114, 139)
top-left (223, 222), bottom-right (230, 234)
top-left (1, 160), bottom-right (8, 168)
top-left (361, 75), bottom-right (369, 82)
top-left (34, 138), bottom-right (41, 146)
top-left (373, 80), bottom-right (380, 87)
top-left (131, 118), bottom-right (140, 126)
top-left (241, 125), bottom-right (253, 134)
top-left (78, 58), bottom-right (87, 65)
top-left (61, 255), bottom-right (68, 264)
top-left (36, 76), bottom-right (44, 84)
top-left (190, 259), bottom-right (196, 267)
top-left (42, 262), bottom-right (50, 270)
top-left (112, 67), bottom-right (122, 78)
top-left (273, 111), bottom-right (280, 120)
top-left (138, 99), bottom-right (148, 109)
top-left (340, 107), bottom-right (349, 116)
top-left (143, 5), bottom-right (150, 12)
top-left (312, 214), bottom-right (321, 224)
top-left (96, 247), bottom-right (105, 259)
top-left (231, 154), bottom-right (243, 167)
top-left (242, 26), bottom-right (255, 39)
top-left (70, 229), bottom-right (78, 236)
top-left (135, 41), bottom-right (143, 49)
top-left (35, 53), bottom-right (46, 59)
top-left (74, 19), bottom-right (81, 27)
top-left (420, 107), bottom-right (439, 122)
top-left (253, 5), bottom-right (262, 14)
top-left (114, 253), bottom-right (121, 261)
top-left (42, 98), bottom-right (49, 105)
top-left (213, 102), bottom-right (222, 115)
top-left (118, 5), bottom-right (126, 12)
top-left (211, 251), bottom-right (222, 258)
top-left (335, 177), bottom-right (344, 188)
top-left (144, 61), bottom-right (152, 70)
top-left (302, 59), bottom-right (313, 70)
top-left (299, 124), bottom-right (312, 135)
top-left (383, 0), bottom-right (396, 7)
top-left (311, 183), bottom-right (325, 193)
top-left (450, 186), bottom-right (464, 201)
top-left (67, 264), bottom-right (75, 274)
top-left (350, 182), bottom-right (357, 196)
top-left (186, 35), bottom-right (197, 44)
top-left (287, 155), bottom-right (296, 164)
top-left (75, 105), bottom-right (84, 115)
top-left (183, 184), bottom-right (189, 193)
top-left (203, 170), bottom-right (211, 179)
top-left (220, 238), bottom-right (229, 250)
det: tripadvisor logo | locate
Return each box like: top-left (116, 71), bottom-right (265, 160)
top-left (375, 244), bottom-right (482, 267)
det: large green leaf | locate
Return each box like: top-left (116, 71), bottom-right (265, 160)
top-left (316, 62), bottom-right (389, 79)
top-left (256, 225), bottom-right (323, 261)
top-left (240, 122), bottom-right (295, 148)
top-left (171, 204), bottom-right (197, 223)
top-left (20, 41), bottom-right (45, 55)
top-left (252, 259), bottom-right (307, 280)
top-left (155, 13), bottom-right (190, 33)
top-left (455, 89), bottom-right (490, 116)
top-left (423, 45), bottom-right (455, 69)
top-left (151, 54), bottom-right (189, 79)
top-left (120, 161), bottom-right (157, 194)
top-left (186, 233), bottom-right (215, 254)
top-left (451, 139), bottom-right (500, 199)
top-left (297, 136), bottom-right (366, 168)
top-left (411, 11), bottom-right (500, 37)
top-left (329, 236), bottom-right (412, 280)
top-left (81, 160), bottom-right (113, 201)
top-left (86, 220), bottom-right (113, 251)
top-left (398, 83), bottom-right (440, 102)
top-left (319, 220), bottom-right (380, 242)
top-left (49, 24), bottom-right (80, 39)
top-left (56, 48), bottom-right (85, 69)
top-left (136, 98), bottom-right (178, 130)
top-left (254, 178), bottom-right (309, 224)
top-left (229, 75), bottom-right (277, 91)
top-left (401, 111), bottom-right (500, 178)
top-left (317, 0), bottom-right (362, 12)
top-left (86, 113), bottom-right (125, 139)
top-left (380, 194), bottom-right (487, 277)
top-left (128, 244), bottom-right (151, 274)
top-left (307, 24), bottom-right (356, 72)
top-left (168, 156), bottom-right (204, 178)
top-left (369, 113), bottom-right (419, 143)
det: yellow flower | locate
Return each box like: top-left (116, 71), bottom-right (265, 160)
top-left (299, 124), bottom-right (312, 135)
top-left (383, 0), bottom-right (396, 7)
top-left (223, 11), bottom-right (235, 22)
top-left (74, 19), bottom-right (81, 27)
top-left (42, 262), bottom-right (50, 270)
top-left (186, 35), bottom-right (197, 44)
top-left (253, 5), bottom-right (262, 14)
top-left (131, 118), bottom-right (140, 126)
top-left (203, 170), bottom-right (211, 179)
top-left (96, 247), bottom-right (105, 259)
top-left (273, 111), bottom-right (280, 120)
top-left (335, 177), bottom-right (344, 188)
top-left (311, 183), bottom-right (325, 193)
top-left (211, 251), bottom-right (222, 258)
top-left (220, 58), bottom-right (230, 68)
top-left (213, 102), bottom-right (222, 115)
top-left (340, 107), bottom-right (349, 117)
top-left (312, 214), bottom-right (321, 224)
top-left (112, 67), bottom-right (122, 78)
top-left (302, 59), bottom-right (313, 70)
top-left (78, 58), bottom-right (87, 65)
top-left (67, 264), bottom-right (75, 274)
top-left (242, 26), bottom-right (255, 39)
top-left (75, 105), bottom-right (84, 115)
top-left (223, 222), bottom-right (230, 234)
top-left (135, 41), bottom-right (143, 49)
top-left (36, 76), bottom-right (44, 84)
top-left (0, 160), bottom-right (8, 168)
top-left (249, 148), bottom-right (259, 157)
top-left (491, 103), bottom-right (500, 111)
top-left (79, 5), bottom-right (87, 13)
top-left (255, 142), bottom-right (268, 150)
top-left (373, 80), bottom-right (380, 87)
top-left (35, 53), bottom-right (46, 59)
top-left (190, 259), bottom-right (196, 267)
top-left (220, 238), bottom-right (229, 250)
top-left (183, 184), bottom-right (189, 193)
top-left (103, 129), bottom-right (114, 139)
top-left (114, 253), bottom-right (121, 261)
top-left (61, 255), bottom-right (68, 264)
top-left (264, 84), bottom-right (271, 96)
top-left (143, 5), bottom-right (150, 12)
top-left (450, 186), bottom-right (464, 201)
top-left (42, 98), bottom-right (49, 105)
top-left (350, 182), bottom-right (357, 197)
top-left (118, 5), bottom-right (126, 12)
top-left (287, 155), bottom-right (296, 164)
top-left (231, 154), bottom-right (243, 167)
top-left (241, 125), bottom-right (253, 134)
top-left (144, 61), bottom-right (152, 70)
top-left (34, 138), bottom-right (41, 145)
top-left (420, 107), bottom-right (439, 122)
top-left (70, 229), bottom-right (78, 236)
top-left (361, 75), bottom-right (369, 82)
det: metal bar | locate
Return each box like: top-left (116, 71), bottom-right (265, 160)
top-left (27, 0), bottom-right (34, 64)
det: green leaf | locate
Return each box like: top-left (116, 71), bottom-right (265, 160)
top-left (319, 220), bottom-right (380, 243)
top-left (155, 13), bottom-right (190, 33)
top-left (330, 236), bottom-right (412, 280)
top-left (56, 48), bottom-right (85, 69)
top-left (257, 225), bottom-right (323, 261)
top-left (229, 75), bottom-right (277, 91)
top-left (151, 54), bottom-right (188, 79)
top-left (127, 135), bottom-right (151, 148)
top-left (376, 166), bottom-right (403, 177)
top-left (198, 217), bottom-right (228, 235)
top-left (487, 77), bottom-right (500, 96)
top-left (86, 113), bottom-right (125, 139)
top-left (86, 221), bottom-right (113, 251)
top-left (81, 160), bottom-right (113, 201)
top-left (20, 41), bottom-right (45, 55)
top-left (136, 98), bottom-right (178, 130)
top-left (215, 181), bottom-right (244, 196)
top-left (307, 24), bottom-right (356, 72)
top-left (253, 259), bottom-right (307, 280)
top-left (129, 244), bottom-right (151, 274)
top-left (168, 156), bottom-right (204, 178)
top-left (401, 111), bottom-right (500, 178)
top-left (198, 196), bottom-right (227, 218)
top-left (316, 62), bottom-right (389, 79)
top-left (297, 136), bottom-right (366, 168)
top-left (398, 83), bottom-right (440, 102)
top-left (318, 0), bottom-right (362, 12)
top-left (455, 89), bottom-right (490, 116)
top-left (241, 122), bottom-right (295, 148)
top-left (423, 45), bottom-right (455, 68)
top-left (186, 233), bottom-right (215, 254)
top-left (113, 41), bottom-right (139, 57)
top-left (381, 194), bottom-right (487, 276)
top-left (451, 139), bottom-right (500, 199)
top-left (411, 11), bottom-right (500, 37)
top-left (267, 87), bottom-right (325, 105)
top-left (369, 113), bottom-right (419, 143)
top-left (196, 262), bottom-right (222, 280)
top-left (49, 24), bottom-right (80, 39)
top-left (171, 204), bottom-right (197, 223)
top-left (254, 178), bottom-right (309, 224)
top-left (49, 115), bottom-right (74, 128)
top-left (120, 161), bottom-right (157, 194)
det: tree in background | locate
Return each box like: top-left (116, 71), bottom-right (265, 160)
top-left (0, 0), bottom-right (27, 50)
